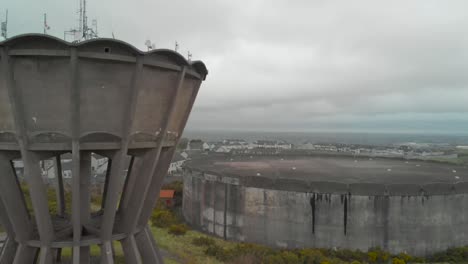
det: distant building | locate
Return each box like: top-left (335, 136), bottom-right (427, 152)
top-left (159, 189), bottom-right (175, 207)
top-left (168, 153), bottom-right (186, 174)
top-left (253, 140), bottom-right (292, 150)
top-left (186, 139), bottom-right (205, 151)
top-left (187, 139), bottom-right (204, 151)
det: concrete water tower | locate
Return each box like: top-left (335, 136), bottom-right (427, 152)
top-left (0, 34), bottom-right (207, 263)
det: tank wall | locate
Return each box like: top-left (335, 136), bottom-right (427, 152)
top-left (183, 170), bottom-right (468, 256)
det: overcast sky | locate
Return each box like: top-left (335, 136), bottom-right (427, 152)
top-left (3, 0), bottom-right (468, 134)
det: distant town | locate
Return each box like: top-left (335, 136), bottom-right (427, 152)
top-left (9, 138), bottom-right (468, 185)
top-left (170, 138), bottom-right (468, 174)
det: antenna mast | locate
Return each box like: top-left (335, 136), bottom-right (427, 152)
top-left (187, 51), bottom-right (192, 62)
top-left (64, 0), bottom-right (98, 42)
top-left (43, 13), bottom-right (50, 35)
top-left (1, 9), bottom-right (7, 39)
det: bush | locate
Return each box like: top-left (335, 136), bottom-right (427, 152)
top-left (168, 224), bottom-right (189, 236)
top-left (350, 261), bottom-right (361, 264)
top-left (429, 246), bottom-right (468, 263)
top-left (279, 251), bottom-right (300, 264)
top-left (205, 244), bottom-right (229, 261)
top-left (367, 247), bottom-right (390, 264)
top-left (151, 210), bottom-right (177, 228)
top-left (264, 254), bottom-right (286, 264)
top-left (299, 249), bottom-right (327, 264)
top-left (192, 236), bottom-right (216, 247)
top-left (392, 257), bottom-right (405, 264)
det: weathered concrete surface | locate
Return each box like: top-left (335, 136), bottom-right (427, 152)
top-left (0, 34), bottom-right (207, 263)
top-left (183, 163), bottom-right (468, 256)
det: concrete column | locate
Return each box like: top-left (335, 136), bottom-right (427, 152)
top-left (80, 151), bottom-right (92, 263)
top-left (101, 159), bottom-right (112, 210)
top-left (0, 237), bottom-right (17, 264)
top-left (54, 155), bottom-right (66, 217)
top-left (121, 235), bottom-right (142, 264)
top-left (137, 148), bottom-right (176, 228)
top-left (118, 149), bottom-right (158, 233)
top-left (0, 154), bottom-right (32, 242)
top-left (12, 244), bottom-right (37, 264)
top-left (135, 226), bottom-right (164, 264)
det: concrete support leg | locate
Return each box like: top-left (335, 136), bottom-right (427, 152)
top-left (38, 246), bottom-right (55, 264)
top-left (56, 248), bottom-right (62, 263)
top-left (138, 148), bottom-right (176, 227)
top-left (71, 141), bottom-right (81, 264)
top-left (0, 153), bottom-right (32, 242)
top-left (0, 237), bottom-right (18, 264)
top-left (135, 226), bottom-right (164, 264)
top-left (12, 244), bottom-right (37, 264)
top-left (0, 191), bottom-right (15, 239)
top-left (101, 159), bottom-right (112, 210)
top-left (119, 149), bottom-right (158, 233)
top-left (100, 150), bottom-right (127, 237)
top-left (54, 155), bottom-right (66, 217)
top-left (80, 152), bottom-right (92, 264)
top-left (121, 235), bottom-right (142, 264)
top-left (118, 157), bottom-right (134, 213)
top-left (100, 241), bottom-right (114, 264)
top-left (22, 151), bottom-right (55, 244)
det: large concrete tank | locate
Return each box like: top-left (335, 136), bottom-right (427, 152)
top-left (0, 34), bottom-right (207, 263)
top-left (183, 155), bottom-right (468, 256)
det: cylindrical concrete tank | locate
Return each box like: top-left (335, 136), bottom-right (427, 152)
top-left (183, 155), bottom-right (468, 256)
top-left (0, 34), bottom-right (207, 263)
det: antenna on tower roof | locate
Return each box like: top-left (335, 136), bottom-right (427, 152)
top-left (43, 13), bottom-right (51, 35)
top-left (64, 0), bottom-right (98, 42)
top-left (145, 39), bottom-right (155, 51)
top-left (175, 41), bottom-right (179, 52)
top-left (1, 9), bottom-right (8, 39)
top-left (187, 51), bottom-right (192, 62)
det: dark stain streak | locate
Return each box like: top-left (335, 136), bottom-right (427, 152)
top-left (310, 193), bottom-right (315, 234)
top-left (344, 195), bottom-right (348, 236)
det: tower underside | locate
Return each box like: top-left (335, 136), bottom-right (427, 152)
top-left (0, 34), bottom-right (207, 263)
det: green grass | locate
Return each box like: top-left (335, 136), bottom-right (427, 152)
top-left (55, 227), bottom-right (226, 264)
top-left (152, 226), bottom-right (232, 264)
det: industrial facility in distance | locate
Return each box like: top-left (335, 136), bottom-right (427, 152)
top-left (0, 34), bottom-right (207, 263)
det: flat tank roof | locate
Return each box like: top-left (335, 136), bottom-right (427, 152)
top-left (185, 155), bottom-right (468, 184)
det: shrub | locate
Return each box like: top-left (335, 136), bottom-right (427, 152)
top-left (350, 261), bottom-right (361, 264)
top-left (168, 224), bottom-right (189, 236)
top-left (151, 210), bottom-right (177, 228)
top-left (280, 251), bottom-right (300, 264)
top-left (367, 252), bottom-right (378, 263)
top-left (192, 236), bottom-right (216, 247)
top-left (298, 249), bottom-right (327, 264)
top-left (392, 257), bottom-right (405, 264)
top-left (367, 247), bottom-right (390, 263)
top-left (205, 244), bottom-right (229, 261)
top-left (264, 254), bottom-right (286, 264)
top-left (429, 246), bottom-right (468, 263)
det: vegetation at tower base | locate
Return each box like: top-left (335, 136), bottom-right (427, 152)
top-left (10, 181), bottom-right (468, 263)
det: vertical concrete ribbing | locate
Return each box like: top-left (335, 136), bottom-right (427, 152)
top-left (69, 46), bottom-right (84, 264)
top-left (3, 46), bottom-right (55, 263)
top-left (100, 56), bottom-right (143, 264)
top-left (120, 67), bottom-right (186, 234)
